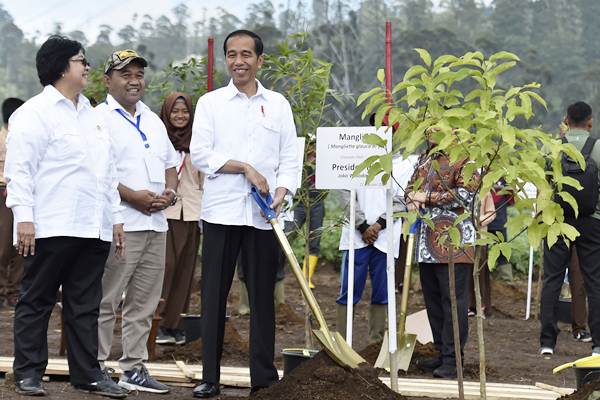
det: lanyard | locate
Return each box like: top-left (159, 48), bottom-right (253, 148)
top-left (115, 108), bottom-right (150, 149)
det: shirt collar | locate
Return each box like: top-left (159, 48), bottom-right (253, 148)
top-left (43, 85), bottom-right (91, 110)
top-left (105, 94), bottom-right (148, 117)
top-left (225, 79), bottom-right (267, 100)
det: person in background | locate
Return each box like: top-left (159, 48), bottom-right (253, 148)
top-left (488, 180), bottom-right (514, 282)
top-left (96, 49), bottom-right (178, 394)
top-left (5, 35), bottom-right (126, 398)
top-left (540, 101), bottom-right (600, 357)
top-left (566, 249), bottom-right (591, 342)
top-left (155, 92), bottom-right (204, 346)
top-left (0, 97), bottom-right (24, 309)
top-left (336, 156), bottom-right (414, 344)
top-left (406, 135), bottom-right (479, 379)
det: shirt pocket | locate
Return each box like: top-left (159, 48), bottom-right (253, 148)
top-left (257, 119), bottom-right (280, 166)
top-left (50, 129), bottom-right (85, 160)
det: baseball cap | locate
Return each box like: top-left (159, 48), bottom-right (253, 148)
top-left (104, 49), bottom-right (148, 74)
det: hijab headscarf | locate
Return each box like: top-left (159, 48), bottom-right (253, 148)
top-left (160, 92), bottom-right (194, 152)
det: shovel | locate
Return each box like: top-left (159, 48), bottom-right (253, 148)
top-left (250, 187), bottom-right (365, 369)
top-left (375, 221), bottom-right (419, 372)
top-left (553, 355), bottom-right (600, 374)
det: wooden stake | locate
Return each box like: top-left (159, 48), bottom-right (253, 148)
top-left (448, 247), bottom-right (465, 400)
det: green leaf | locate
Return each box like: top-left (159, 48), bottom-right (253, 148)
top-left (357, 87), bottom-right (381, 107)
top-left (487, 61), bottom-right (517, 78)
top-left (380, 153), bottom-right (393, 175)
top-left (443, 108), bottom-right (471, 118)
top-left (366, 162), bottom-right (383, 184)
top-left (547, 223), bottom-right (561, 249)
top-left (377, 68), bottom-right (385, 83)
top-left (415, 48), bottom-right (432, 67)
top-left (487, 245), bottom-right (500, 269)
top-left (557, 192), bottom-right (579, 218)
top-left (523, 91), bottom-right (547, 109)
top-left (352, 155), bottom-right (379, 178)
top-left (448, 226), bottom-right (461, 245)
top-left (362, 133), bottom-right (387, 148)
top-left (560, 223), bottom-right (580, 242)
top-left (404, 65), bottom-right (428, 81)
top-left (489, 51), bottom-right (520, 63)
top-left (406, 87), bottom-right (425, 106)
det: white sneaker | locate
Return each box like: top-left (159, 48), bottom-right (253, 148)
top-left (540, 347), bottom-right (554, 356)
top-left (593, 347), bottom-right (600, 356)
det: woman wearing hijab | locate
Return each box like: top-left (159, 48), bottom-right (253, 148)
top-left (156, 92), bottom-right (204, 345)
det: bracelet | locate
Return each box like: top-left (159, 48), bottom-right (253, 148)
top-left (165, 188), bottom-right (178, 206)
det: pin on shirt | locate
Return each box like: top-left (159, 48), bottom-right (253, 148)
top-left (261, 105), bottom-right (265, 118)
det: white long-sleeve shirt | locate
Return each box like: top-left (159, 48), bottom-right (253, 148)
top-left (4, 85), bottom-right (123, 243)
top-left (190, 80), bottom-right (298, 230)
top-left (339, 156), bottom-right (417, 256)
top-left (95, 95), bottom-right (179, 232)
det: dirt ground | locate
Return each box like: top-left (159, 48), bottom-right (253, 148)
top-left (0, 262), bottom-right (595, 399)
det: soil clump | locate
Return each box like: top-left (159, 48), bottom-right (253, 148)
top-left (560, 378), bottom-right (600, 400)
top-left (250, 351), bottom-right (406, 400)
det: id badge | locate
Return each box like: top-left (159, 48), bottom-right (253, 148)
top-left (144, 154), bottom-right (165, 183)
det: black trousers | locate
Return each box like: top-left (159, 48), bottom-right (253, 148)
top-left (541, 216), bottom-right (600, 349)
top-left (419, 262), bottom-right (470, 366)
top-left (200, 222), bottom-right (279, 388)
top-left (13, 237), bottom-right (109, 385)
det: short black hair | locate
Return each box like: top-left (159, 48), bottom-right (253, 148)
top-left (567, 101), bottom-right (592, 126)
top-left (223, 29), bottom-right (263, 56)
top-left (2, 97), bottom-right (24, 124)
top-left (36, 35), bottom-right (84, 86)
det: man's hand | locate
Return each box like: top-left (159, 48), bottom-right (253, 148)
top-left (362, 222), bottom-right (382, 245)
top-left (407, 191), bottom-right (426, 210)
top-left (16, 222), bottom-right (35, 256)
top-left (113, 223), bottom-right (125, 258)
top-left (126, 190), bottom-right (157, 215)
top-left (148, 190), bottom-right (175, 213)
top-left (244, 164), bottom-right (269, 195)
top-left (269, 187), bottom-right (288, 216)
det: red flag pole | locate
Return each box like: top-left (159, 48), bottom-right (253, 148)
top-left (385, 21), bottom-right (392, 104)
top-left (207, 36), bottom-right (214, 92)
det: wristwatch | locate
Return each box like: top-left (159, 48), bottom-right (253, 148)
top-left (165, 188), bottom-right (178, 206)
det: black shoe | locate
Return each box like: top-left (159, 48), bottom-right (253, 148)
top-left (118, 366), bottom-right (169, 394)
top-left (15, 377), bottom-right (47, 396)
top-left (415, 357), bottom-right (442, 372)
top-left (74, 378), bottom-right (128, 399)
top-left (155, 327), bottom-right (176, 345)
top-left (573, 330), bottom-right (593, 343)
top-left (173, 329), bottom-right (186, 345)
top-left (193, 382), bottom-right (220, 398)
top-left (433, 364), bottom-right (457, 379)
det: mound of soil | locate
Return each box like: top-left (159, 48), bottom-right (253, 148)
top-left (155, 322), bottom-right (249, 365)
top-left (559, 378), bottom-right (600, 400)
top-left (251, 351), bottom-right (406, 400)
top-left (276, 303), bottom-right (304, 325)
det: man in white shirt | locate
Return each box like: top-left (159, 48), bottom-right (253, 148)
top-left (95, 50), bottom-right (179, 394)
top-left (190, 30), bottom-right (298, 398)
top-left (5, 36), bottom-right (126, 398)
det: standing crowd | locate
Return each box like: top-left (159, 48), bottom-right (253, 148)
top-left (0, 27), bottom-right (599, 400)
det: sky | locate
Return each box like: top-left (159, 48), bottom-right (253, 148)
top-left (3, 0), bottom-right (491, 42)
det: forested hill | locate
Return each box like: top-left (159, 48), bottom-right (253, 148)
top-left (0, 0), bottom-right (597, 129)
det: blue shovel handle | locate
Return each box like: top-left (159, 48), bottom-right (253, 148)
top-left (409, 219), bottom-right (421, 235)
top-left (250, 187), bottom-right (277, 220)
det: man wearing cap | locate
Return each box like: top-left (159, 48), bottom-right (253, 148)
top-left (96, 49), bottom-right (179, 394)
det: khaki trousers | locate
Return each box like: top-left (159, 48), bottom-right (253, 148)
top-left (98, 231), bottom-right (166, 371)
top-left (159, 219), bottom-right (200, 329)
top-left (0, 187), bottom-right (23, 300)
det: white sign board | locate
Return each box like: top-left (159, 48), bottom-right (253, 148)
top-left (315, 126), bottom-right (391, 189)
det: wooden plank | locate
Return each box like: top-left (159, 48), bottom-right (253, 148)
top-left (175, 361), bottom-right (195, 379)
top-left (535, 382), bottom-right (575, 396)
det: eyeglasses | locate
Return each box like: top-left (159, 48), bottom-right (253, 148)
top-left (70, 57), bottom-right (91, 67)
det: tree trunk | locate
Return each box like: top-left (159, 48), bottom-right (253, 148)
top-left (473, 246), bottom-right (487, 399)
top-left (448, 246), bottom-right (465, 400)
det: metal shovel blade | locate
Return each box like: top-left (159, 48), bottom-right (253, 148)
top-left (374, 331), bottom-right (417, 372)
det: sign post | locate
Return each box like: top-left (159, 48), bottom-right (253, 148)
top-left (316, 126), bottom-right (390, 346)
